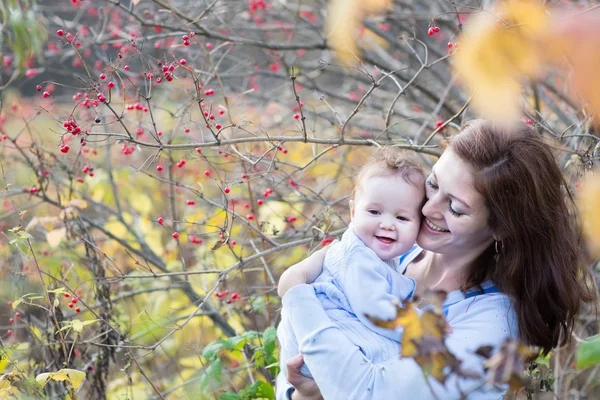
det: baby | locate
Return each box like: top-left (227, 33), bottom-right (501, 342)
top-left (277, 146), bottom-right (425, 378)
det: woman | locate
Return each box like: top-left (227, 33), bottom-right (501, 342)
top-left (276, 119), bottom-right (595, 399)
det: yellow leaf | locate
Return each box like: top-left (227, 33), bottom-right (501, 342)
top-left (578, 173), bottom-right (600, 257)
top-left (72, 319), bottom-right (84, 333)
top-left (130, 193), bottom-right (152, 216)
top-left (46, 228), bottom-right (67, 248)
top-left (327, 0), bottom-right (391, 65)
top-left (545, 9), bottom-right (600, 126)
top-left (35, 369), bottom-right (86, 392)
top-left (68, 199), bottom-right (88, 209)
top-left (453, 0), bottom-right (549, 123)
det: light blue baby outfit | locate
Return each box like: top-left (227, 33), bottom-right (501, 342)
top-left (277, 225), bottom-right (416, 378)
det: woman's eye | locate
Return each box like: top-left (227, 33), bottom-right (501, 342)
top-left (368, 210), bottom-right (380, 215)
top-left (426, 180), bottom-right (438, 190)
top-left (448, 202), bottom-right (462, 217)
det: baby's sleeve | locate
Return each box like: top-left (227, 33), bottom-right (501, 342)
top-left (341, 246), bottom-right (414, 340)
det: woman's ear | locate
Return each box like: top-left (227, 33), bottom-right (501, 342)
top-left (349, 199), bottom-right (355, 220)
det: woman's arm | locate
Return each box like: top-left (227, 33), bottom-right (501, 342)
top-left (277, 246), bottom-right (329, 297)
top-left (283, 284), bottom-right (515, 400)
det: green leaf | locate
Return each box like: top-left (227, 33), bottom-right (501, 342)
top-left (262, 327), bottom-right (277, 357)
top-left (576, 334), bottom-right (600, 369)
top-left (220, 392), bottom-right (241, 400)
top-left (203, 340), bottom-right (228, 361)
top-left (246, 380), bottom-right (275, 400)
top-left (199, 359), bottom-right (222, 391)
top-left (11, 299), bottom-right (23, 309)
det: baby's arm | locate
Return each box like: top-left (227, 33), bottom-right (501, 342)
top-left (342, 246), bottom-right (415, 340)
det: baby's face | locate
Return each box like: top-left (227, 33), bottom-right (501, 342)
top-left (351, 173), bottom-right (424, 260)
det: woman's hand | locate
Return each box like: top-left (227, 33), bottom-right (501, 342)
top-left (278, 246), bottom-right (329, 297)
top-left (287, 355), bottom-right (323, 400)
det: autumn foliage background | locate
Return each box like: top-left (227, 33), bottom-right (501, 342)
top-left (1, 0), bottom-right (600, 399)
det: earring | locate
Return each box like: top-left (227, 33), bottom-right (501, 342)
top-left (494, 240), bottom-right (503, 254)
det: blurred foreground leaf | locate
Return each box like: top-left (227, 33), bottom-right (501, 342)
top-left (327, 0), bottom-right (391, 65)
top-left (576, 335), bottom-right (600, 369)
top-left (453, 0), bottom-right (548, 124)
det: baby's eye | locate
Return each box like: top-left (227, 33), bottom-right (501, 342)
top-left (396, 216), bottom-right (409, 222)
top-left (368, 210), bottom-right (380, 215)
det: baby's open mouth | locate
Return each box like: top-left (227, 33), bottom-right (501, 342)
top-left (375, 236), bottom-right (395, 244)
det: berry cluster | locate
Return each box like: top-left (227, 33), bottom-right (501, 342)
top-left (64, 293), bottom-right (81, 313)
top-left (215, 290), bottom-right (242, 304)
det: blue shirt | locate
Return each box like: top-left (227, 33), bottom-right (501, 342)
top-left (276, 245), bottom-right (519, 399)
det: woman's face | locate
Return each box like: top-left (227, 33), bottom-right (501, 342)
top-left (417, 148), bottom-right (495, 257)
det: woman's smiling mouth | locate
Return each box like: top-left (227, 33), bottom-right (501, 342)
top-left (425, 219), bottom-right (450, 233)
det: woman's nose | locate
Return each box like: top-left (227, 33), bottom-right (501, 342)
top-left (422, 194), bottom-right (444, 219)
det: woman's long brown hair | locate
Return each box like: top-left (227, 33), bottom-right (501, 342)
top-left (449, 119), bottom-right (595, 354)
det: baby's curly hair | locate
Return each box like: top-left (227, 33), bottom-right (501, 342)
top-left (354, 146), bottom-right (425, 195)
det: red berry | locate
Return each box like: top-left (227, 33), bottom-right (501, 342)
top-left (108, 81), bottom-right (115, 88)
top-left (186, 200), bottom-right (195, 205)
top-left (182, 35), bottom-right (189, 41)
top-left (15, 312), bottom-right (21, 318)
top-left (124, 65), bottom-right (129, 71)
top-left (36, 85), bottom-right (42, 91)
top-left (196, 147), bottom-right (202, 153)
top-left (204, 89), bottom-right (215, 96)
top-left (428, 27), bottom-right (435, 36)
top-left (64, 293), bottom-right (70, 298)
top-left (99, 73), bottom-right (106, 80)
top-left (448, 42), bottom-right (453, 48)
top-left (257, 199), bottom-right (264, 205)
top-left (43, 91), bottom-right (50, 98)
top-left (69, 303), bottom-right (74, 308)
top-left (247, 214), bottom-right (255, 220)
top-left (8, 318), bottom-right (14, 324)
top-left (204, 170), bottom-right (211, 177)
top-left (60, 144), bottom-right (70, 153)
top-left (224, 187), bottom-right (230, 194)
top-left (157, 217), bottom-right (164, 224)
top-left (71, 298), bottom-right (78, 304)
top-left (6, 330), bottom-right (12, 337)
top-left (206, 43), bottom-right (213, 49)
top-left (75, 307), bottom-right (81, 313)
top-left (293, 113), bottom-right (300, 119)
top-left (172, 232), bottom-right (180, 239)
top-left (180, 59), bottom-right (187, 65)
top-left (156, 165), bottom-right (163, 172)
top-left (434, 27), bottom-right (440, 33)
top-left (215, 124), bottom-right (222, 130)
top-left (57, 29), bottom-right (64, 36)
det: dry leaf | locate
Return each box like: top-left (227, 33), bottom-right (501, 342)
top-left (545, 9), bottom-right (600, 126)
top-left (35, 368), bottom-right (86, 392)
top-left (482, 339), bottom-right (538, 392)
top-left (578, 173), bottom-right (600, 257)
top-left (46, 228), bottom-right (67, 248)
top-left (453, 0), bottom-right (549, 123)
top-left (327, 0), bottom-right (391, 65)
top-left (68, 199), bottom-right (88, 209)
